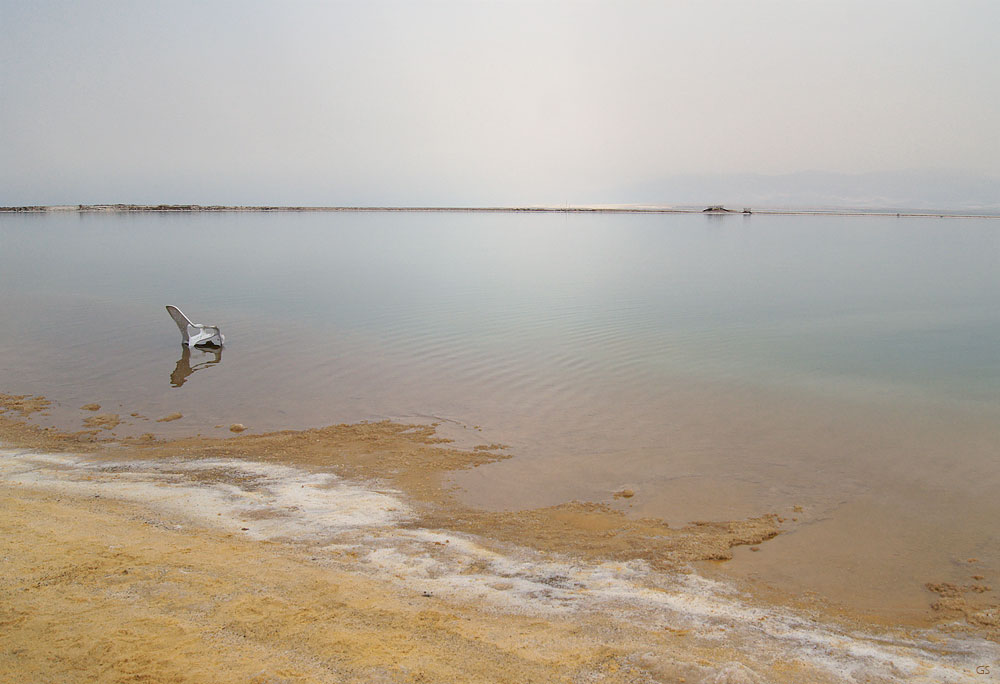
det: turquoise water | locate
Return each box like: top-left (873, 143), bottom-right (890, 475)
top-left (2, 209), bottom-right (1000, 615)
top-left (3, 211), bottom-right (998, 405)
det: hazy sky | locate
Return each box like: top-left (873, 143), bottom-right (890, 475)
top-left (2, 1), bottom-right (998, 205)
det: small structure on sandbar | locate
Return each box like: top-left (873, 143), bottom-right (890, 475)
top-left (702, 205), bottom-right (731, 213)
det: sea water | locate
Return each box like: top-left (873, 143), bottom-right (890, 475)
top-left (2, 209), bottom-right (999, 617)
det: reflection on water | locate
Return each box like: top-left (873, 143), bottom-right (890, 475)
top-left (1, 209), bottom-right (999, 618)
top-left (169, 345), bottom-right (222, 388)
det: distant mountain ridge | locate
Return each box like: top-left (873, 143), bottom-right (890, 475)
top-left (617, 170), bottom-right (1000, 213)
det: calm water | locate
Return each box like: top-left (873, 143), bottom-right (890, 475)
top-left (2, 209), bottom-right (999, 617)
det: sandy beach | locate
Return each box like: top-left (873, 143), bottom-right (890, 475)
top-left (7, 0), bottom-right (1000, 678)
top-left (2, 393), bottom-right (997, 683)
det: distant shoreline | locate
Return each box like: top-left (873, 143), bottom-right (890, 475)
top-left (1, 204), bottom-right (997, 219)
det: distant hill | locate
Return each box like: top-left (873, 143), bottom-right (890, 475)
top-left (614, 170), bottom-right (1000, 214)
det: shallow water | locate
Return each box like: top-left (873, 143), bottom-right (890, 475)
top-left (2, 209), bottom-right (999, 617)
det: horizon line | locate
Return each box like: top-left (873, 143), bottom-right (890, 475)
top-left (2, 204), bottom-right (998, 219)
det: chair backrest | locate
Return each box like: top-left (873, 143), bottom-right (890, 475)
top-left (165, 305), bottom-right (194, 340)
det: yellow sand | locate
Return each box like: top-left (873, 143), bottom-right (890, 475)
top-left (0, 393), bottom-right (995, 682)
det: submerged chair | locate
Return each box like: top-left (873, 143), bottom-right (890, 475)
top-left (165, 305), bottom-right (225, 347)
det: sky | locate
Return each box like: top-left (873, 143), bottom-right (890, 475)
top-left (2, 0), bottom-right (998, 207)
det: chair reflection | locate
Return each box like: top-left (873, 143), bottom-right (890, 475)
top-left (170, 345), bottom-right (222, 387)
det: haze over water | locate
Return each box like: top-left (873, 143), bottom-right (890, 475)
top-left (2, 209), bottom-right (999, 618)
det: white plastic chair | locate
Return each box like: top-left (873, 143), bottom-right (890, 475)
top-left (165, 305), bottom-right (225, 347)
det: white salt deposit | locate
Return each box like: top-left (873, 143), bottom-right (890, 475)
top-left (1, 447), bottom-right (996, 683)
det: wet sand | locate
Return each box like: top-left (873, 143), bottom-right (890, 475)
top-left (2, 394), bottom-right (998, 683)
